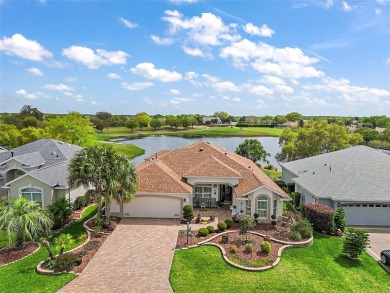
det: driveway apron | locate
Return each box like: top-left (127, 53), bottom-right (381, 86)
top-left (59, 218), bottom-right (181, 293)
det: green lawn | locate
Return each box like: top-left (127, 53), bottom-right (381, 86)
top-left (262, 168), bottom-right (282, 179)
top-left (170, 233), bottom-right (390, 293)
top-left (0, 204), bottom-right (97, 293)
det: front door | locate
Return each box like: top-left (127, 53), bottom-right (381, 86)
top-left (219, 185), bottom-right (232, 202)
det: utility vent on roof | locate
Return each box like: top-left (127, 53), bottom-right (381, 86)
top-left (199, 148), bottom-right (204, 152)
top-left (58, 141), bottom-right (63, 145)
top-left (224, 152), bottom-right (227, 155)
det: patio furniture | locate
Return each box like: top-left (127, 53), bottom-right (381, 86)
top-left (210, 198), bottom-right (217, 208)
top-left (200, 202), bottom-right (206, 210)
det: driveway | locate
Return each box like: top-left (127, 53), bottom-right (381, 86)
top-left (364, 227), bottom-right (390, 261)
top-left (59, 218), bottom-right (181, 293)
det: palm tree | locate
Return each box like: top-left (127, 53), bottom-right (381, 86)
top-left (68, 144), bottom-right (117, 220)
top-left (235, 139), bottom-right (270, 164)
top-left (48, 198), bottom-right (73, 228)
top-left (0, 198), bottom-right (53, 250)
top-left (105, 154), bottom-right (137, 219)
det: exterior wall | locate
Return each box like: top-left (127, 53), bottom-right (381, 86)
top-left (68, 185), bottom-right (87, 202)
top-left (246, 187), bottom-right (284, 223)
top-left (318, 198), bottom-right (335, 209)
top-left (295, 185), bottom-right (316, 205)
top-left (281, 167), bottom-right (297, 184)
top-left (8, 176), bottom-right (53, 208)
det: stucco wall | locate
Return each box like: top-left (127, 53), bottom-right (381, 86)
top-left (281, 167), bottom-right (297, 184)
top-left (9, 176), bottom-right (53, 208)
top-left (295, 185), bottom-right (316, 205)
top-left (318, 198), bottom-right (335, 209)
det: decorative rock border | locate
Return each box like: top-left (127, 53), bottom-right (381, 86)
top-left (83, 216), bottom-right (117, 235)
top-left (0, 242), bottom-right (41, 267)
top-left (177, 230), bottom-right (313, 271)
top-left (36, 229), bottom-right (92, 275)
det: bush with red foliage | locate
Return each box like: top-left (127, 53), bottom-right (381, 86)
top-left (304, 203), bottom-right (334, 232)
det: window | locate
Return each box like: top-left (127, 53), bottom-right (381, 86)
top-left (246, 200), bottom-right (251, 215)
top-left (273, 200), bottom-right (277, 216)
top-left (257, 196), bottom-right (268, 219)
top-left (21, 188), bottom-right (42, 205)
top-left (194, 185), bottom-right (212, 198)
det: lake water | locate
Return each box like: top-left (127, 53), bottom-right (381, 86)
top-left (121, 136), bottom-right (281, 169)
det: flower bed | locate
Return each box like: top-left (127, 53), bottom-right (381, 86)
top-left (0, 242), bottom-right (40, 266)
top-left (209, 232), bottom-right (282, 268)
top-left (85, 217), bottom-right (120, 234)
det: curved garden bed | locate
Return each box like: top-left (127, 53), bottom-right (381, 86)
top-left (178, 230), bottom-right (313, 271)
top-left (0, 242), bottom-right (40, 267)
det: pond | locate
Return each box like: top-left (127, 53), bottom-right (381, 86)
top-left (121, 136), bottom-right (281, 169)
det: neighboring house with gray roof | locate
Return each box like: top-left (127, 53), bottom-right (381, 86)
top-left (0, 139), bottom-right (86, 208)
top-left (281, 146), bottom-right (390, 226)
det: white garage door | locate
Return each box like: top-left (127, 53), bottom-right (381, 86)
top-left (123, 195), bottom-right (182, 218)
top-left (343, 204), bottom-right (390, 226)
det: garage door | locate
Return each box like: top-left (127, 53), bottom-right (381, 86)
top-left (342, 204), bottom-right (390, 226)
top-left (123, 195), bottom-right (182, 218)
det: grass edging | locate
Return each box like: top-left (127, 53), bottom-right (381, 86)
top-left (0, 242), bottom-right (41, 268)
top-left (178, 230), bottom-right (313, 271)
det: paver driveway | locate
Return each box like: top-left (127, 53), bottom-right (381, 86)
top-left (59, 218), bottom-right (181, 293)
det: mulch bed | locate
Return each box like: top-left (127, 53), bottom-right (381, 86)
top-left (0, 242), bottom-right (39, 266)
top-left (86, 218), bottom-right (121, 233)
top-left (209, 232), bottom-right (283, 267)
top-left (176, 222), bottom-right (299, 249)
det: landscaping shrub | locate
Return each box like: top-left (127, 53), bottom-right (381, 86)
top-left (73, 196), bottom-right (87, 210)
top-left (334, 207), bottom-right (346, 232)
top-left (55, 253), bottom-right (78, 272)
top-left (183, 205), bottom-right (194, 222)
top-left (217, 221), bottom-right (227, 231)
top-left (290, 230), bottom-right (302, 241)
top-left (84, 189), bottom-right (96, 204)
top-left (236, 123), bottom-right (274, 128)
top-left (48, 198), bottom-right (73, 229)
top-left (343, 228), bottom-right (370, 259)
top-left (224, 219), bottom-right (233, 228)
top-left (261, 241), bottom-right (271, 254)
top-left (198, 228), bottom-right (209, 237)
top-left (222, 235), bottom-right (229, 244)
top-left (230, 245), bottom-right (238, 254)
top-left (304, 203), bottom-right (334, 232)
top-left (245, 243), bottom-right (253, 253)
top-left (292, 219), bottom-right (313, 239)
top-left (293, 192), bottom-right (301, 208)
top-left (239, 215), bottom-right (255, 236)
top-left (207, 226), bottom-right (215, 233)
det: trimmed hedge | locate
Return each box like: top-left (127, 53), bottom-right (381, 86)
top-left (217, 222), bottom-right (227, 231)
top-left (260, 241), bottom-right (271, 254)
top-left (198, 228), bottom-right (209, 237)
top-left (206, 226), bottom-right (215, 233)
top-left (236, 123), bottom-right (274, 128)
top-left (224, 219), bottom-right (233, 228)
top-left (304, 203), bottom-right (334, 232)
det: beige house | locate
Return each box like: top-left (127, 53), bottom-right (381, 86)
top-left (0, 139), bottom-right (86, 208)
top-left (112, 140), bottom-right (290, 221)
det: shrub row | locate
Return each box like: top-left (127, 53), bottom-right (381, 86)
top-left (304, 203), bottom-right (334, 232)
top-left (236, 123), bottom-right (275, 128)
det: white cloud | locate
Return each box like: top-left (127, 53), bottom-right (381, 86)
top-left (322, 0), bottom-right (334, 9)
top-left (256, 99), bottom-right (268, 108)
top-left (170, 89), bottom-right (181, 95)
top-left (375, 8), bottom-right (382, 15)
top-left (0, 34), bottom-right (52, 61)
top-left (120, 17), bottom-right (138, 29)
top-left (144, 97), bottom-right (153, 104)
top-left (182, 46), bottom-right (212, 58)
top-left (168, 0), bottom-right (199, 4)
top-left (43, 83), bottom-right (74, 92)
top-left (275, 84), bottom-right (294, 94)
top-left (376, 0), bottom-right (390, 4)
top-left (39, 0), bottom-right (47, 4)
top-left (162, 10), bottom-right (241, 46)
top-left (185, 71), bottom-right (198, 80)
top-left (386, 57), bottom-right (390, 64)
top-left (341, 1), bottom-right (353, 12)
top-left (202, 74), bottom-right (240, 92)
top-left (242, 83), bottom-right (274, 96)
top-left (62, 46), bottom-right (128, 69)
top-left (121, 82), bottom-right (154, 91)
top-left (168, 97), bottom-right (194, 104)
top-left (107, 73), bottom-right (122, 79)
top-left (131, 62), bottom-right (182, 82)
top-left (27, 67), bottom-right (43, 76)
top-left (243, 23), bottom-right (274, 37)
top-left (65, 76), bottom-right (78, 82)
top-left (64, 92), bottom-right (84, 102)
top-left (16, 89), bottom-right (38, 100)
top-left (151, 35), bottom-right (174, 45)
top-left (222, 95), bottom-right (230, 100)
top-left (91, 101), bottom-right (98, 105)
top-left (259, 75), bottom-right (285, 85)
top-left (232, 97), bottom-right (242, 102)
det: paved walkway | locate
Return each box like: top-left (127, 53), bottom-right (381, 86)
top-left (59, 218), bottom-right (181, 293)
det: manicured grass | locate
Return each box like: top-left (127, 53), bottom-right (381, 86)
top-left (0, 204), bottom-right (97, 293)
top-left (262, 168), bottom-right (282, 179)
top-left (170, 233), bottom-right (390, 292)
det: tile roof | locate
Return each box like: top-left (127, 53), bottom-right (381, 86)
top-left (1, 139), bottom-right (81, 188)
top-left (282, 146), bottom-right (390, 202)
top-left (136, 140), bottom-right (288, 198)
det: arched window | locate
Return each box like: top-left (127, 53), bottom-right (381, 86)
top-left (21, 188), bottom-right (42, 205)
top-left (257, 196), bottom-right (268, 219)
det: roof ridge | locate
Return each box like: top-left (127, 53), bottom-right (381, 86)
top-left (155, 160), bottom-right (192, 192)
top-left (184, 155), bottom-right (242, 177)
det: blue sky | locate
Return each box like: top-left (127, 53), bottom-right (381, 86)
top-left (0, 0), bottom-right (389, 116)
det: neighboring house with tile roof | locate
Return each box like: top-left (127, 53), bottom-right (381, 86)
top-left (111, 140), bottom-right (289, 220)
top-left (281, 146), bottom-right (390, 226)
top-left (0, 139), bottom-right (87, 207)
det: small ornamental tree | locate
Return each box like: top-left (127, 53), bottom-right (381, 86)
top-left (334, 207), bottom-right (346, 232)
top-left (54, 234), bottom-right (75, 256)
top-left (304, 203), bottom-right (334, 232)
top-left (239, 215), bottom-right (255, 239)
top-left (183, 205), bottom-right (194, 222)
top-left (343, 228), bottom-right (370, 259)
